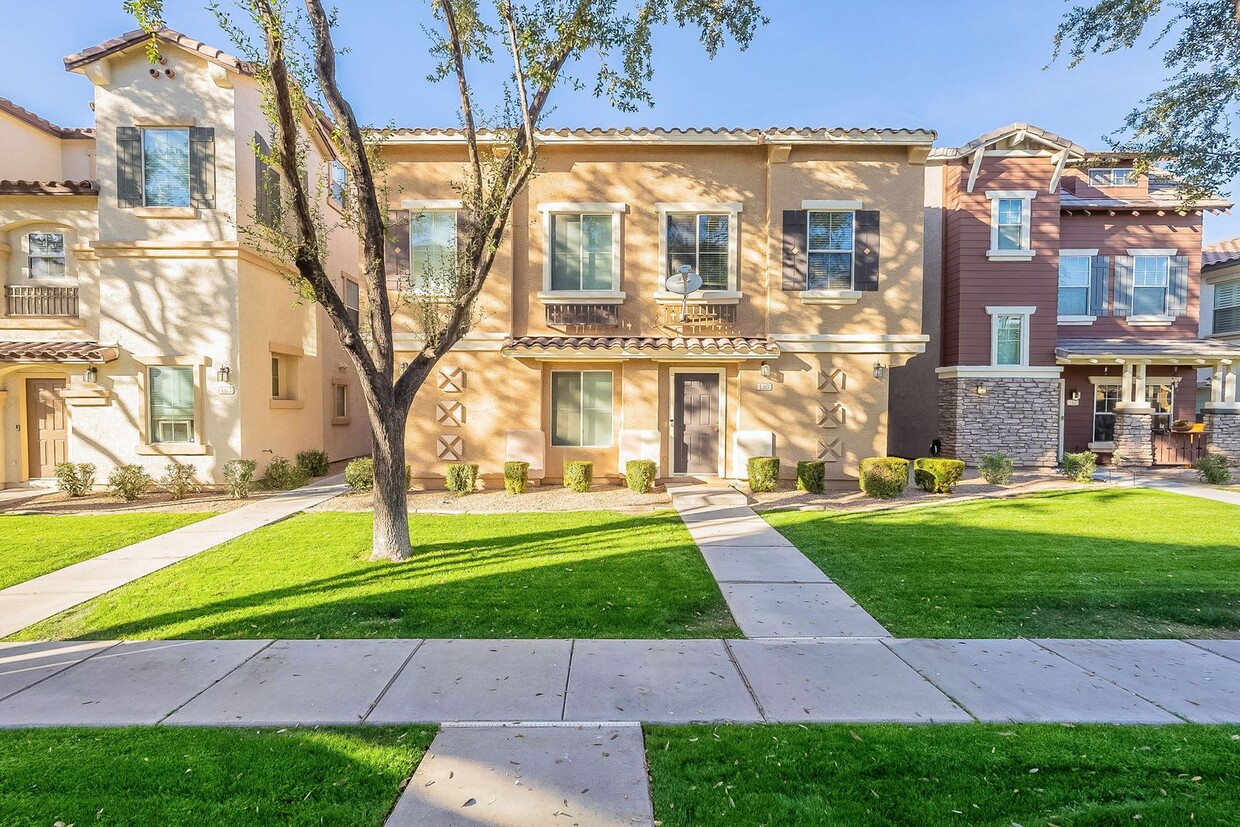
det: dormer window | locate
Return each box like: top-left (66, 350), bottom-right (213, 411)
top-left (28, 232), bottom-right (66, 278)
top-left (1088, 168), bottom-right (1136, 187)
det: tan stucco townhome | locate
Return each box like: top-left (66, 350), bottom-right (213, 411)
top-left (0, 30), bottom-right (369, 488)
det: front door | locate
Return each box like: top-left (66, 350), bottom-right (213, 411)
top-left (674, 373), bottom-right (719, 475)
top-left (26, 378), bottom-right (67, 478)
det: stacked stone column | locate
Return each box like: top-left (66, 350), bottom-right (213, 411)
top-left (1112, 407), bottom-right (1154, 467)
top-left (1204, 361), bottom-right (1240, 463)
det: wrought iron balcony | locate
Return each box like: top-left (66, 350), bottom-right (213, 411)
top-left (545, 303), bottom-right (620, 327)
top-left (4, 285), bottom-right (79, 317)
top-left (661, 302), bottom-right (738, 332)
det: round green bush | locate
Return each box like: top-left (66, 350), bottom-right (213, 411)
top-left (1061, 451), bottom-right (1098, 483)
top-left (795, 460), bottom-right (825, 494)
top-left (913, 457), bottom-right (965, 494)
top-left (445, 463), bottom-right (480, 495)
top-left (345, 457), bottom-right (375, 492)
top-left (858, 457), bottom-right (909, 499)
top-left (504, 461), bottom-right (530, 494)
top-left (296, 449), bottom-right (330, 477)
top-left (1194, 454), bottom-right (1232, 485)
top-left (979, 451), bottom-right (1014, 485)
top-left (564, 460), bottom-right (593, 493)
top-left (261, 456), bottom-right (310, 490)
top-left (747, 456), bottom-right (780, 493)
top-left (625, 460), bottom-right (657, 494)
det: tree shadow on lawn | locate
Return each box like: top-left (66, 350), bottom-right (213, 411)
top-left (25, 512), bottom-right (740, 641)
top-left (768, 489), bottom-right (1240, 639)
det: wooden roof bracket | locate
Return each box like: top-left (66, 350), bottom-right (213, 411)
top-left (966, 146), bottom-right (984, 193)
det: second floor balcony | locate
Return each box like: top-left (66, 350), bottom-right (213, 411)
top-left (4, 285), bottom-right (79, 318)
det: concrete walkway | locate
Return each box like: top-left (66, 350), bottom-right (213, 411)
top-left (666, 483), bottom-right (889, 638)
top-left (0, 475), bottom-right (347, 638)
top-left (4, 636), bottom-right (1238, 727)
top-left (1133, 475), bottom-right (1240, 507)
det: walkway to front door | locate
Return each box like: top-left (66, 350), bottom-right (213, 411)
top-left (673, 372), bottom-right (719, 475)
top-left (25, 378), bottom-right (67, 479)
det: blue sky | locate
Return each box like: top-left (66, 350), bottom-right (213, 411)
top-left (4, 0), bottom-right (1235, 241)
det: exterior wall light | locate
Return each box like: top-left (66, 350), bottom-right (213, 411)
top-left (760, 361), bottom-right (772, 378)
top-left (1070, 389), bottom-right (1082, 402)
top-left (872, 362), bottom-right (886, 379)
top-left (975, 383), bottom-right (987, 396)
top-left (216, 365), bottom-right (231, 383)
top-left (84, 366), bottom-right (98, 384)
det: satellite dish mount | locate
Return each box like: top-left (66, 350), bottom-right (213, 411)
top-left (664, 264), bottom-right (703, 324)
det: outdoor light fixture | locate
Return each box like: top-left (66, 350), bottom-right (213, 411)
top-left (975, 383), bottom-right (987, 396)
top-left (760, 361), bottom-right (772, 378)
top-left (84, 367), bottom-right (97, 384)
top-left (1071, 389), bottom-right (1082, 402)
top-left (872, 362), bottom-right (886, 379)
top-left (216, 365), bottom-right (231, 383)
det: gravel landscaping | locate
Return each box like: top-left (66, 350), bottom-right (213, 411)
top-left (316, 482), bottom-right (673, 514)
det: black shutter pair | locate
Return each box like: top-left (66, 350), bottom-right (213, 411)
top-left (781, 209), bottom-right (880, 292)
top-left (116, 126), bottom-right (215, 209)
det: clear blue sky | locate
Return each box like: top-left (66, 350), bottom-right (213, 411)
top-left (4, 0), bottom-right (1235, 241)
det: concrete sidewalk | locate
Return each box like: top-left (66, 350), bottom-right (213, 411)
top-left (666, 483), bottom-right (890, 638)
top-left (3, 636), bottom-right (1238, 727)
top-left (1132, 475), bottom-right (1240, 507)
top-left (0, 475), bottom-right (347, 638)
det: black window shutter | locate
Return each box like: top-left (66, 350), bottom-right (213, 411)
top-left (385, 210), bottom-right (411, 289)
top-left (1113, 256), bottom-right (1134, 316)
top-left (116, 127), bottom-right (143, 208)
top-left (1089, 255), bottom-right (1110, 316)
top-left (854, 210), bottom-right (881, 292)
top-left (254, 133), bottom-right (281, 226)
top-left (189, 127), bottom-right (216, 209)
top-left (781, 209), bottom-right (807, 291)
top-left (1168, 255), bottom-right (1189, 317)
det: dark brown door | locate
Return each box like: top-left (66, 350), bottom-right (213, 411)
top-left (26, 378), bottom-right (67, 478)
top-left (674, 373), bottom-right (719, 475)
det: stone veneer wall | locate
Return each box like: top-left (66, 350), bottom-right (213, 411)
top-left (1112, 411), bottom-right (1154, 467)
top-left (1204, 411), bottom-right (1240, 462)
top-left (938, 377), bottom-right (1060, 467)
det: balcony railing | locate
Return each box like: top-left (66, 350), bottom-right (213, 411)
top-left (4, 285), bottom-right (79, 317)
top-left (661, 303), bottom-right (738, 332)
top-left (545, 303), bottom-right (620, 327)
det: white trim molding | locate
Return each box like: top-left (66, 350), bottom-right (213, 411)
top-left (1057, 314), bottom-right (1097, 325)
top-left (537, 290), bottom-right (626, 305)
top-left (986, 305), bottom-right (1036, 367)
top-left (539, 206), bottom-right (625, 294)
top-left (1127, 247), bottom-right (1177, 257)
top-left (537, 202), bottom-right (628, 214)
top-left (656, 202), bottom-right (744, 294)
top-left (1060, 248), bottom-right (1099, 257)
top-left (401, 199), bottom-right (464, 211)
top-left (986, 190), bottom-right (1036, 261)
top-left (801, 199), bottom-right (862, 210)
top-left (798, 289), bottom-right (863, 307)
top-left (1126, 314), bottom-right (1176, 326)
top-left (771, 333), bottom-right (929, 354)
top-left (936, 365), bottom-right (1063, 379)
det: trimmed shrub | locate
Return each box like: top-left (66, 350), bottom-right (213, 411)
top-left (445, 463), bottom-right (480, 495)
top-left (858, 457), bottom-right (909, 499)
top-left (261, 455), bottom-right (310, 491)
top-left (747, 457), bottom-right (780, 493)
top-left (223, 459), bottom-right (258, 499)
top-left (913, 457), bottom-right (966, 494)
top-left (626, 460), bottom-right (657, 494)
top-left (504, 461), bottom-right (530, 495)
top-left (1062, 451), bottom-right (1098, 483)
top-left (979, 451), bottom-right (1014, 485)
top-left (54, 462), bottom-right (96, 497)
top-left (795, 460), bottom-right (825, 494)
top-left (1194, 453), bottom-right (1232, 485)
top-left (345, 457), bottom-right (374, 492)
top-left (161, 459), bottom-right (200, 501)
top-left (296, 449), bottom-right (330, 478)
top-left (564, 460), bottom-right (593, 493)
top-left (107, 464), bottom-right (153, 502)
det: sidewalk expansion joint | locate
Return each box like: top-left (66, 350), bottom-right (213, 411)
top-left (1028, 639), bottom-right (1191, 724)
top-left (878, 638), bottom-right (979, 723)
top-left (722, 638), bottom-right (769, 722)
top-left (361, 639), bottom-right (425, 723)
top-left (158, 639), bottom-right (277, 725)
top-left (0, 640), bottom-right (124, 704)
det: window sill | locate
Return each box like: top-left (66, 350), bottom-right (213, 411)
top-left (798, 289), bottom-right (862, 307)
top-left (132, 206), bottom-right (198, 219)
top-left (986, 249), bottom-right (1036, 261)
top-left (653, 290), bottom-right (741, 305)
top-left (537, 290), bottom-right (625, 305)
top-left (331, 416), bottom-right (352, 426)
top-left (1057, 315), bottom-right (1096, 326)
top-left (1126, 315), bottom-right (1175, 326)
top-left (270, 399), bottom-right (305, 410)
top-left (1087, 441), bottom-right (1116, 453)
top-left (136, 443), bottom-right (210, 456)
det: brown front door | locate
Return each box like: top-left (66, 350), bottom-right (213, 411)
top-left (674, 373), bottom-right (719, 475)
top-left (26, 378), bottom-right (67, 478)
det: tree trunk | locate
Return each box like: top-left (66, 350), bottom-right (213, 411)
top-left (370, 413), bottom-right (412, 561)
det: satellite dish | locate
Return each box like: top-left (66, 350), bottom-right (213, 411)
top-left (665, 265), bottom-right (703, 295)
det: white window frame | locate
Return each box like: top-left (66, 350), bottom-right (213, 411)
top-left (1213, 278), bottom-right (1240, 336)
top-left (328, 160), bottom-right (347, 208)
top-left (537, 202), bottom-right (625, 302)
top-left (805, 210), bottom-right (856, 291)
top-left (404, 205), bottom-right (459, 297)
top-left (1057, 249), bottom-right (1097, 324)
top-left (24, 231), bottom-right (70, 281)
top-left (986, 305), bottom-right (1036, 367)
top-left (343, 277), bottom-right (360, 327)
top-left (1088, 168), bottom-right (1136, 187)
top-left (655, 202), bottom-right (743, 300)
top-left (985, 190), bottom-right (1036, 261)
top-left (1127, 248), bottom-right (1176, 323)
top-left (141, 126), bottom-right (193, 208)
top-left (549, 369), bottom-right (615, 448)
top-left (146, 365), bottom-right (197, 446)
top-left (1089, 375), bottom-right (1176, 444)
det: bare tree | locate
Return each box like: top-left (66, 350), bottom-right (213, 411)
top-left (126, 0), bottom-right (766, 559)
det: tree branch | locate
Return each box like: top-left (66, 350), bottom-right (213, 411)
top-left (437, 0), bottom-right (485, 207)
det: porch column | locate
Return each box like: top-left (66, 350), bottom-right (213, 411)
top-left (1210, 362), bottom-right (1225, 404)
top-left (1121, 362), bottom-right (1135, 403)
top-left (1204, 359), bottom-right (1240, 462)
top-left (1133, 362), bottom-right (1148, 404)
top-left (1226, 361), bottom-right (1239, 404)
top-left (1113, 360), bottom-right (1154, 467)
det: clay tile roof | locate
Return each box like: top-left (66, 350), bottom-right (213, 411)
top-left (503, 335), bottom-right (779, 356)
top-left (63, 27), bottom-right (251, 75)
top-left (0, 341), bottom-right (119, 364)
top-left (380, 126), bottom-right (936, 146)
top-left (0, 179), bottom-right (99, 196)
top-left (1204, 236), bottom-right (1240, 268)
top-left (0, 97), bottom-right (93, 139)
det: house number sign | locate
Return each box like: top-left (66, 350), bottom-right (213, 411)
top-left (756, 382), bottom-right (774, 392)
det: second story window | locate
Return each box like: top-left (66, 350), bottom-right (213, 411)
top-left (1089, 168), bottom-right (1136, 187)
top-left (1215, 281), bottom-right (1240, 335)
top-left (28, 232), bottom-right (66, 278)
top-left (1132, 255), bottom-right (1170, 315)
top-left (551, 214), bottom-right (614, 291)
top-left (668, 213), bottom-right (730, 290)
top-left (986, 191), bottom-right (1035, 260)
top-left (344, 278), bottom-right (360, 327)
top-left (329, 160), bottom-right (347, 207)
top-left (1058, 255), bottom-right (1091, 316)
top-left (995, 199), bottom-right (1024, 250)
top-left (410, 211), bottom-right (457, 294)
top-left (807, 211), bottom-right (854, 290)
top-left (143, 128), bottom-right (191, 207)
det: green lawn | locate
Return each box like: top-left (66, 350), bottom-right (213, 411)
top-left (0, 726), bottom-right (433, 826)
top-left (0, 513), bottom-right (212, 590)
top-left (12, 511), bottom-right (738, 640)
top-left (647, 723), bottom-right (1240, 826)
top-left (764, 489), bottom-right (1240, 639)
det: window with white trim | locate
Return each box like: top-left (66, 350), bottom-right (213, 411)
top-left (328, 160), bottom-right (347, 207)
top-left (986, 191), bottom-right (1034, 257)
top-left (344, 278), bottom-right (360, 327)
top-left (1088, 168), bottom-right (1136, 187)
top-left (1093, 384), bottom-right (1121, 442)
top-left (1058, 255), bottom-right (1091, 316)
top-left (142, 128), bottom-right (191, 207)
top-left (807, 211), bottom-right (854, 290)
top-left (551, 214), bottom-right (614, 291)
top-left (667, 213), bottom-right (730, 290)
top-left (1214, 280), bottom-right (1240, 335)
top-left (995, 199), bottom-right (1024, 251)
top-left (27, 232), bottom-right (66, 278)
top-left (987, 306), bottom-right (1034, 367)
top-left (1133, 255), bottom-right (1170, 315)
top-left (550, 370), bottom-right (613, 447)
top-left (409, 211), bottom-right (457, 294)
top-left (149, 366), bottom-right (196, 444)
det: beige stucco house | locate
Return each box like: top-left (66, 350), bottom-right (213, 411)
top-left (0, 30), bottom-right (369, 488)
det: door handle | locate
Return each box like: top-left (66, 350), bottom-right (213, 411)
top-left (713, 425), bottom-right (719, 432)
